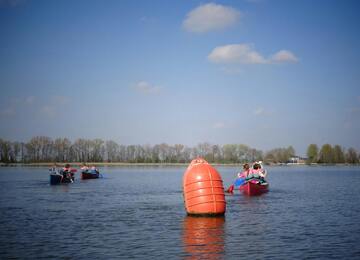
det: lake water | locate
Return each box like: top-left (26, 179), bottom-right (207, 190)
top-left (0, 166), bottom-right (360, 259)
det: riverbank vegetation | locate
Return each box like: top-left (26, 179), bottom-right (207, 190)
top-left (306, 144), bottom-right (359, 164)
top-left (0, 136), bottom-right (359, 165)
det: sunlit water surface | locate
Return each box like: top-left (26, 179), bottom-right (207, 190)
top-left (0, 166), bottom-right (360, 259)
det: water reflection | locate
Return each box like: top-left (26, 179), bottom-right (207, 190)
top-left (182, 216), bottom-right (225, 259)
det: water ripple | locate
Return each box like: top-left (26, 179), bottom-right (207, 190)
top-left (0, 166), bottom-right (360, 259)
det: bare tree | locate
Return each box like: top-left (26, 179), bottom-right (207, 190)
top-left (105, 140), bottom-right (119, 162)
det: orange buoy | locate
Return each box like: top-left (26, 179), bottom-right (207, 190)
top-left (183, 158), bottom-right (226, 216)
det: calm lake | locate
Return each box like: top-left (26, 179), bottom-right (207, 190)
top-left (0, 166), bottom-right (360, 259)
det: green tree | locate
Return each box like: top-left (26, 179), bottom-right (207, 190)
top-left (223, 144), bottom-right (237, 163)
top-left (333, 145), bottom-right (345, 164)
top-left (0, 139), bottom-right (12, 163)
top-left (346, 148), bottom-right (359, 164)
top-left (318, 144), bottom-right (334, 164)
top-left (287, 146), bottom-right (295, 158)
top-left (264, 146), bottom-right (295, 164)
top-left (306, 144), bottom-right (318, 163)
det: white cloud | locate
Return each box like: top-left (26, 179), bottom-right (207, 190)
top-left (37, 96), bottom-right (71, 118)
top-left (133, 81), bottom-right (162, 94)
top-left (208, 44), bottom-right (298, 65)
top-left (253, 107), bottom-right (272, 116)
top-left (139, 16), bottom-right (156, 24)
top-left (254, 107), bottom-right (265, 116)
top-left (270, 50), bottom-right (298, 63)
top-left (183, 3), bottom-right (240, 33)
top-left (208, 44), bottom-right (267, 64)
top-left (213, 122), bottom-right (226, 129)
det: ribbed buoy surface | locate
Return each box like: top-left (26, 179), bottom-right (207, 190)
top-left (183, 158), bottom-right (226, 215)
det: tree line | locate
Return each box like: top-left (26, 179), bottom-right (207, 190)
top-left (306, 144), bottom-right (359, 164)
top-left (0, 136), bottom-right (359, 164)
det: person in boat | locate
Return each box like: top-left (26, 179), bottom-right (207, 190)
top-left (49, 163), bottom-right (57, 173)
top-left (252, 162), bottom-right (267, 178)
top-left (238, 163), bottom-right (251, 178)
top-left (226, 163), bottom-right (250, 193)
top-left (62, 163), bottom-right (75, 180)
top-left (249, 162), bottom-right (267, 184)
top-left (90, 165), bottom-right (99, 174)
top-left (63, 163), bottom-right (72, 173)
top-left (49, 163), bottom-right (59, 174)
top-left (62, 163), bottom-right (70, 177)
top-left (80, 163), bottom-right (89, 172)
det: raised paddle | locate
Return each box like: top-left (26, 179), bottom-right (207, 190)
top-left (225, 177), bottom-right (245, 193)
top-left (235, 178), bottom-right (245, 187)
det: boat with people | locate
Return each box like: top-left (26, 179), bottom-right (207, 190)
top-left (80, 165), bottom-right (100, 179)
top-left (81, 169), bottom-right (100, 179)
top-left (49, 164), bottom-right (76, 185)
top-left (226, 161), bottom-right (269, 196)
top-left (239, 175), bottom-right (269, 196)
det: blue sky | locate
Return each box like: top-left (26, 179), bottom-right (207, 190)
top-left (1, 0), bottom-right (359, 155)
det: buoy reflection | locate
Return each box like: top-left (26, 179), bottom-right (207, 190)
top-left (182, 216), bottom-right (225, 259)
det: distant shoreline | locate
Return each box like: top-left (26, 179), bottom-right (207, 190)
top-left (0, 162), bottom-right (359, 167)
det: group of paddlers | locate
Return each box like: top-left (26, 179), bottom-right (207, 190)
top-left (49, 163), bottom-right (99, 182)
top-left (49, 163), bottom-right (76, 182)
top-left (226, 161), bottom-right (268, 193)
top-left (238, 161), bottom-right (267, 179)
top-left (79, 164), bottom-right (99, 173)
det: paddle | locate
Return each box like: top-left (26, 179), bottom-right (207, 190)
top-left (234, 177), bottom-right (245, 187)
top-left (226, 184), bottom-right (234, 193)
top-left (225, 177), bottom-right (245, 193)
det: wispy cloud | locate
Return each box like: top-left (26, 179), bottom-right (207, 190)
top-left (183, 3), bottom-right (240, 33)
top-left (253, 107), bottom-right (272, 116)
top-left (133, 81), bottom-right (162, 95)
top-left (0, 107), bottom-right (16, 117)
top-left (139, 16), bottom-right (157, 24)
top-left (208, 44), bottom-right (298, 65)
top-left (0, 96), bottom-right (35, 117)
top-left (40, 105), bottom-right (56, 118)
top-left (209, 44), bottom-right (267, 64)
top-left (270, 50), bottom-right (298, 63)
top-left (0, 95), bottom-right (72, 120)
top-left (213, 122), bottom-right (226, 129)
top-left (8, 96), bottom-right (35, 106)
top-left (38, 96), bottom-right (71, 118)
